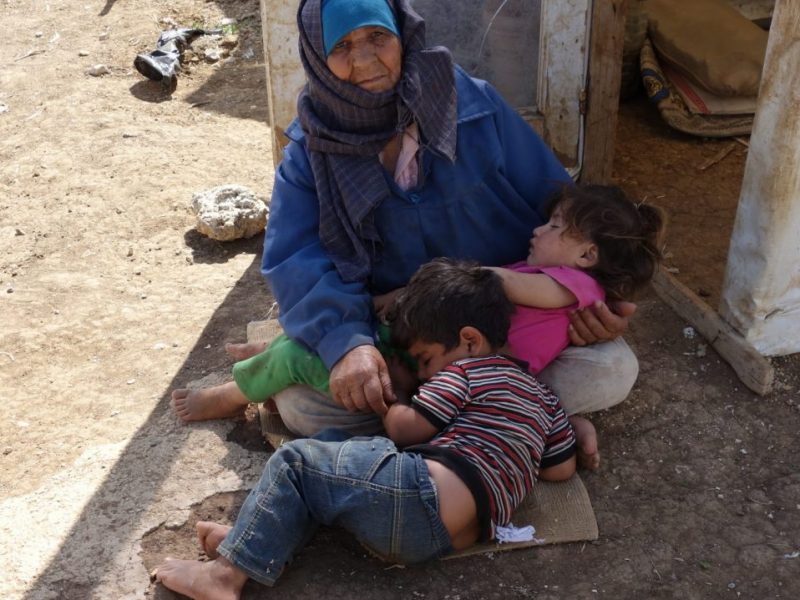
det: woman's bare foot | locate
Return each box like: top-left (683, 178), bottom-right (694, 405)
top-left (569, 415), bottom-right (600, 470)
top-left (171, 382), bottom-right (249, 422)
top-left (197, 521), bottom-right (232, 559)
top-left (225, 341), bottom-right (267, 361)
top-left (155, 556), bottom-right (247, 600)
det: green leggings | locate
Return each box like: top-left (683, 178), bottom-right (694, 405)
top-left (232, 327), bottom-right (414, 403)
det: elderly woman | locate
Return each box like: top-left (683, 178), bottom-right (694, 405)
top-left (174, 0), bottom-right (637, 436)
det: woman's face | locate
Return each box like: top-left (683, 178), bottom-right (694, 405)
top-left (325, 26), bottom-right (403, 93)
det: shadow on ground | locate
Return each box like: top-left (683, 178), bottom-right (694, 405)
top-left (22, 239), bottom-right (273, 600)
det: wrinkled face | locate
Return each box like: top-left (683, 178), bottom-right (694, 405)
top-left (408, 339), bottom-right (470, 381)
top-left (325, 26), bottom-right (403, 93)
top-left (526, 206), bottom-right (594, 268)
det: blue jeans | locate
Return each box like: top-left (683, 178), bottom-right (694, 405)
top-left (216, 437), bottom-right (453, 586)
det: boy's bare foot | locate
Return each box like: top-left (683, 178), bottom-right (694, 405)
top-left (171, 382), bottom-right (249, 422)
top-left (569, 415), bottom-right (600, 470)
top-left (197, 521), bottom-right (232, 559)
top-left (225, 341), bottom-right (267, 361)
top-left (155, 556), bottom-right (247, 600)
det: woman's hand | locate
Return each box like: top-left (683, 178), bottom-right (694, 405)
top-left (568, 300), bottom-right (637, 346)
top-left (329, 345), bottom-right (395, 415)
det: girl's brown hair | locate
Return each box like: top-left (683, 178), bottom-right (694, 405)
top-left (549, 184), bottom-right (664, 300)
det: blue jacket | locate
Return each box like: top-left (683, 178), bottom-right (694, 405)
top-left (263, 67), bottom-right (572, 369)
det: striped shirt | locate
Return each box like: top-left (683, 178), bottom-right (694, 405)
top-left (409, 355), bottom-right (575, 540)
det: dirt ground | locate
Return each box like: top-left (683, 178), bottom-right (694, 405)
top-left (1, 1), bottom-right (798, 599)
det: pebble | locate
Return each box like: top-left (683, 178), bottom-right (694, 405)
top-left (78, 50), bottom-right (89, 57)
top-left (220, 34), bottom-right (239, 48)
top-left (85, 64), bottom-right (111, 77)
top-left (99, 32), bottom-right (109, 41)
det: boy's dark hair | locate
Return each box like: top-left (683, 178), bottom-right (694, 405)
top-left (548, 184), bottom-right (665, 300)
top-left (392, 258), bottom-right (514, 351)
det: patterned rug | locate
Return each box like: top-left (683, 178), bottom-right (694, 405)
top-left (641, 38), bottom-right (754, 137)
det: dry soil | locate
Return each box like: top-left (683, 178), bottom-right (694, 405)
top-left (1, 1), bottom-right (799, 599)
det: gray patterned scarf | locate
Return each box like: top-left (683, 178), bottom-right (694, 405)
top-left (296, 0), bottom-right (457, 283)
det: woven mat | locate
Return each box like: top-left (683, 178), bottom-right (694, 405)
top-left (248, 320), bottom-right (599, 552)
top-left (641, 38), bottom-right (753, 137)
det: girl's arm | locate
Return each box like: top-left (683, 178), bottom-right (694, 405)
top-left (486, 267), bottom-right (577, 309)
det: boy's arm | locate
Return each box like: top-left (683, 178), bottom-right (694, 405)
top-left (539, 454), bottom-right (576, 481)
top-left (383, 401), bottom-right (439, 447)
top-left (486, 267), bottom-right (577, 309)
top-left (383, 364), bottom-right (469, 447)
top-left (539, 401), bottom-right (577, 480)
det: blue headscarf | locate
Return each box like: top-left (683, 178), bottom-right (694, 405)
top-left (322, 0), bottom-right (400, 56)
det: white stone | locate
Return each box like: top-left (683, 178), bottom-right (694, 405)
top-left (191, 184), bottom-right (268, 241)
top-left (85, 64), bottom-right (110, 77)
top-left (220, 34), bottom-right (239, 49)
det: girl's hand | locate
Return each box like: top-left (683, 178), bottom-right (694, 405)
top-left (568, 300), bottom-right (637, 345)
top-left (373, 287), bottom-right (405, 321)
